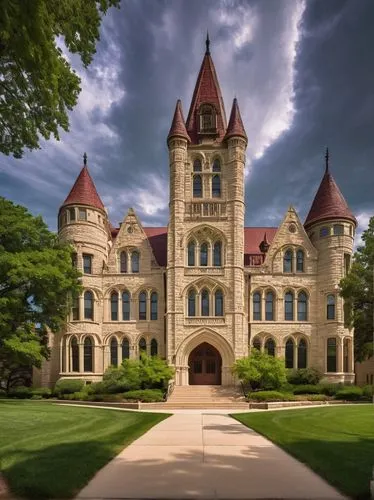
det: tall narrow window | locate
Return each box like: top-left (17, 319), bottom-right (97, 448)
top-left (252, 336), bottom-right (262, 351)
top-left (78, 208), bottom-right (87, 221)
top-left (285, 339), bottom-right (294, 368)
top-left (111, 292), bottom-right (118, 321)
top-left (297, 291), bottom-right (308, 321)
top-left (200, 104), bottom-right (215, 131)
top-left (283, 250), bottom-right (293, 273)
top-left (83, 254), bottom-right (92, 274)
top-left (201, 289), bottom-right (209, 316)
top-left (151, 338), bottom-right (158, 356)
top-left (284, 291), bottom-right (294, 321)
top-left (212, 175), bottom-right (221, 197)
top-left (265, 338), bottom-right (275, 357)
top-left (212, 159), bottom-right (221, 172)
top-left (69, 208), bottom-right (76, 221)
top-left (200, 243), bottom-right (208, 266)
top-left (188, 290), bottom-right (196, 317)
top-left (122, 338), bottom-right (130, 360)
top-left (72, 294), bottom-right (80, 320)
top-left (83, 337), bottom-right (93, 372)
top-left (213, 241), bottom-right (222, 266)
top-left (298, 338), bottom-right (307, 369)
top-left (151, 292), bottom-right (158, 320)
top-left (343, 338), bottom-right (349, 372)
top-left (344, 254), bottom-right (351, 276)
top-left (71, 337), bottom-right (79, 372)
top-left (193, 159), bottom-right (202, 172)
top-left (327, 338), bottom-right (337, 372)
top-left (265, 291), bottom-right (274, 321)
top-left (139, 337), bottom-right (146, 355)
top-left (253, 292), bottom-right (261, 320)
top-left (193, 175), bottom-right (202, 198)
top-left (139, 292), bottom-right (147, 320)
top-left (188, 241), bottom-right (195, 266)
top-left (122, 291), bottom-right (130, 321)
top-left (120, 251), bottom-right (127, 273)
top-left (296, 250), bottom-right (304, 272)
top-left (110, 338), bottom-right (118, 366)
top-left (71, 252), bottom-right (78, 268)
top-left (215, 289), bottom-right (223, 316)
top-left (131, 251), bottom-right (139, 273)
top-left (327, 294), bottom-right (336, 320)
top-left (84, 291), bottom-right (93, 320)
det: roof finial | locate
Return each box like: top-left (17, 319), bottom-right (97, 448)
top-left (83, 152), bottom-right (87, 166)
top-left (325, 147), bottom-right (329, 174)
top-left (205, 31), bottom-right (210, 55)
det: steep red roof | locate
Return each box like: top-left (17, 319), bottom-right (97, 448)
top-left (304, 171), bottom-right (356, 228)
top-left (62, 166), bottom-right (105, 211)
top-left (186, 42), bottom-right (227, 144)
top-left (144, 227), bottom-right (168, 267)
top-left (167, 100), bottom-right (190, 143)
top-left (224, 98), bottom-right (247, 142)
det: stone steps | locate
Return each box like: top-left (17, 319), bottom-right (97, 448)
top-left (158, 385), bottom-right (247, 408)
top-left (141, 402), bottom-right (249, 410)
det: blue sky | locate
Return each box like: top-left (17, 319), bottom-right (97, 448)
top-left (1, 0), bottom-right (373, 242)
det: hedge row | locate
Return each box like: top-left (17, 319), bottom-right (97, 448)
top-left (248, 385), bottom-right (373, 402)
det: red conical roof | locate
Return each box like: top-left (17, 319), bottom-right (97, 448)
top-left (61, 165), bottom-right (105, 211)
top-left (224, 98), bottom-right (247, 142)
top-left (167, 100), bottom-right (190, 143)
top-left (186, 39), bottom-right (227, 144)
top-left (304, 170), bottom-right (356, 228)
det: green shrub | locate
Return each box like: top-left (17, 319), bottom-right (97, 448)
top-left (248, 391), bottom-right (295, 402)
top-left (287, 367), bottom-right (323, 385)
top-left (306, 394), bottom-right (329, 401)
top-left (335, 387), bottom-right (363, 401)
top-left (54, 379), bottom-right (84, 395)
top-left (293, 385), bottom-right (321, 395)
top-left (32, 387), bottom-right (52, 398)
top-left (123, 389), bottom-right (165, 402)
top-left (82, 382), bottom-right (106, 395)
top-left (8, 386), bottom-right (32, 399)
top-left (233, 350), bottom-right (287, 390)
top-left (317, 383), bottom-right (343, 396)
top-left (71, 391), bottom-right (89, 401)
top-left (362, 385), bottom-right (373, 400)
top-left (30, 394), bottom-right (43, 400)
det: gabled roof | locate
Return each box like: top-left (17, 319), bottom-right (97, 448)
top-left (224, 98), bottom-right (247, 142)
top-left (167, 100), bottom-right (190, 143)
top-left (143, 227), bottom-right (168, 267)
top-left (61, 165), bottom-right (105, 211)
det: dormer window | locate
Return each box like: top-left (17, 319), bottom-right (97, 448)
top-left (199, 104), bottom-right (216, 133)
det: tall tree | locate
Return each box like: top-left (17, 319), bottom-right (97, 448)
top-left (0, 197), bottom-right (81, 390)
top-left (0, 0), bottom-right (120, 158)
top-left (340, 217), bottom-right (374, 362)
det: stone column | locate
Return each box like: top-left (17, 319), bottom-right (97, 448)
top-left (79, 342), bottom-right (84, 373)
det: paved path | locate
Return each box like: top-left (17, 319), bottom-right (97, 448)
top-left (76, 413), bottom-right (345, 499)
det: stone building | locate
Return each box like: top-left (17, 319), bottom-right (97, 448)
top-left (39, 38), bottom-right (357, 387)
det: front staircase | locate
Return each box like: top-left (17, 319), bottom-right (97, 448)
top-left (141, 385), bottom-right (249, 410)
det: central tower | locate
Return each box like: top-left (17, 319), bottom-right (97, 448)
top-left (166, 36), bottom-right (248, 385)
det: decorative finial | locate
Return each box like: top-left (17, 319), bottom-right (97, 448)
top-left (325, 147), bottom-right (329, 173)
top-left (83, 152), bottom-right (87, 166)
top-left (205, 31), bottom-right (210, 55)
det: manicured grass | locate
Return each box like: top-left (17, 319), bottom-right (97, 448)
top-left (0, 400), bottom-right (168, 499)
top-left (233, 405), bottom-right (374, 499)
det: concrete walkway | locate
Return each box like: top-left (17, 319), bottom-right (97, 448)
top-left (76, 413), bottom-right (345, 499)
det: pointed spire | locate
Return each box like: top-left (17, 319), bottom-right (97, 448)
top-left (167, 99), bottom-right (190, 144)
top-left (224, 98), bottom-right (247, 142)
top-left (304, 152), bottom-right (356, 229)
top-left (205, 31), bottom-right (210, 55)
top-left (83, 152), bottom-right (87, 166)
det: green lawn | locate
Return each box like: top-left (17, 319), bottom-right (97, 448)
top-left (233, 405), bottom-right (374, 499)
top-left (0, 400), bottom-right (168, 499)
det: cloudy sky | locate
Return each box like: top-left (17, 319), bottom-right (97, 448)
top-left (1, 0), bottom-right (373, 241)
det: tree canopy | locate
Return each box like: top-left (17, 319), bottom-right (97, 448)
top-left (340, 217), bottom-right (374, 362)
top-left (0, 197), bottom-right (81, 390)
top-left (0, 0), bottom-right (120, 158)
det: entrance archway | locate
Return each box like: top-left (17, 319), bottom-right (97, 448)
top-left (188, 342), bottom-right (222, 385)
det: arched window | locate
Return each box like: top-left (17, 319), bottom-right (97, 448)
top-left (212, 159), bottom-right (221, 172)
top-left (151, 292), bottom-right (158, 320)
top-left (110, 338), bottom-right (118, 366)
top-left (72, 294), bottom-right (80, 320)
top-left (284, 291), bottom-right (294, 321)
top-left (285, 339), bottom-right (294, 368)
top-left (139, 337), bottom-right (146, 355)
top-left (71, 337), bottom-right (79, 372)
top-left (188, 290), bottom-right (196, 317)
top-left (213, 241), bottom-right (222, 266)
top-left (283, 249), bottom-right (293, 273)
top-left (122, 291), bottom-right (130, 321)
top-left (69, 208), bottom-right (76, 221)
top-left (212, 175), bottom-right (221, 197)
top-left (193, 159), bottom-right (202, 172)
top-left (151, 339), bottom-right (158, 356)
top-left (193, 175), bottom-right (202, 198)
top-left (296, 250), bottom-right (304, 272)
top-left (297, 291), bottom-right (308, 321)
top-left (327, 294), bottom-right (336, 320)
top-left (131, 251), bottom-right (139, 273)
top-left (122, 338), bottom-right (130, 360)
top-left (110, 292), bottom-right (118, 321)
top-left (253, 292), bottom-right (261, 320)
top-left (201, 289), bottom-right (209, 316)
top-left (139, 292), bottom-right (147, 320)
top-left (327, 338), bottom-right (337, 372)
top-left (84, 291), bottom-right (93, 320)
top-left (265, 291), bottom-right (274, 321)
top-left (83, 337), bottom-right (93, 372)
top-left (265, 338), bottom-right (275, 357)
top-left (120, 251), bottom-right (127, 273)
top-left (200, 242), bottom-right (208, 266)
top-left (252, 336), bottom-right (262, 351)
top-left (298, 338), bottom-right (307, 369)
top-left (215, 289), bottom-right (223, 316)
top-left (188, 241), bottom-right (195, 266)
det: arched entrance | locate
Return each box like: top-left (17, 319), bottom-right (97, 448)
top-left (188, 342), bottom-right (222, 385)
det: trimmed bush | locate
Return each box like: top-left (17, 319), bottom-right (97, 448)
top-left (362, 385), bottom-right (373, 400)
top-left (293, 385), bottom-right (321, 395)
top-left (32, 387), bottom-right (52, 398)
top-left (54, 379), bottom-right (84, 395)
top-left (30, 394), bottom-right (43, 400)
top-left (8, 386), bottom-right (32, 399)
top-left (233, 350), bottom-right (287, 390)
top-left (287, 368), bottom-right (323, 385)
top-left (317, 383), bottom-right (344, 396)
top-left (248, 391), bottom-right (295, 402)
top-left (123, 389), bottom-right (164, 402)
top-left (306, 394), bottom-right (329, 402)
top-left (82, 382), bottom-right (106, 395)
top-left (334, 387), bottom-right (363, 401)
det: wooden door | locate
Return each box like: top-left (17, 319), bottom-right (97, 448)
top-left (188, 342), bottom-right (222, 385)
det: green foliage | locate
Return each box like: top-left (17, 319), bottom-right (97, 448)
top-left (334, 386), bottom-right (363, 400)
top-left (292, 384), bottom-right (321, 395)
top-left (232, 349), bottom-right (287, 390)
top-left (8, 386), bottom-right (32, 399)
top-left (54, 379), bottom-right (84, 395)
top-left (0, 0), bottom-right (120, 158)
top-left (286, 367), bottom-right (323, 385)
top-left (248, 391), bottom-right (295, 402)
top-left (362, 385), bottom-right (373, 399)
top-left (82, 381), bottom-right (106, 395)
top-left (317, 383), bottom-right (344, 396)
top-left (139, 353), bottom-right (175, 389)
top-left (306, 394), bottom-right (329, 401)
top-left (30, 394), bottom-right (43, 400)
top-left (340, 216), bottom-right (374, 361)
top-left (123, 389), bottom-right (164, 402)
top-left (32, 387), bottom-right (52, 398)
